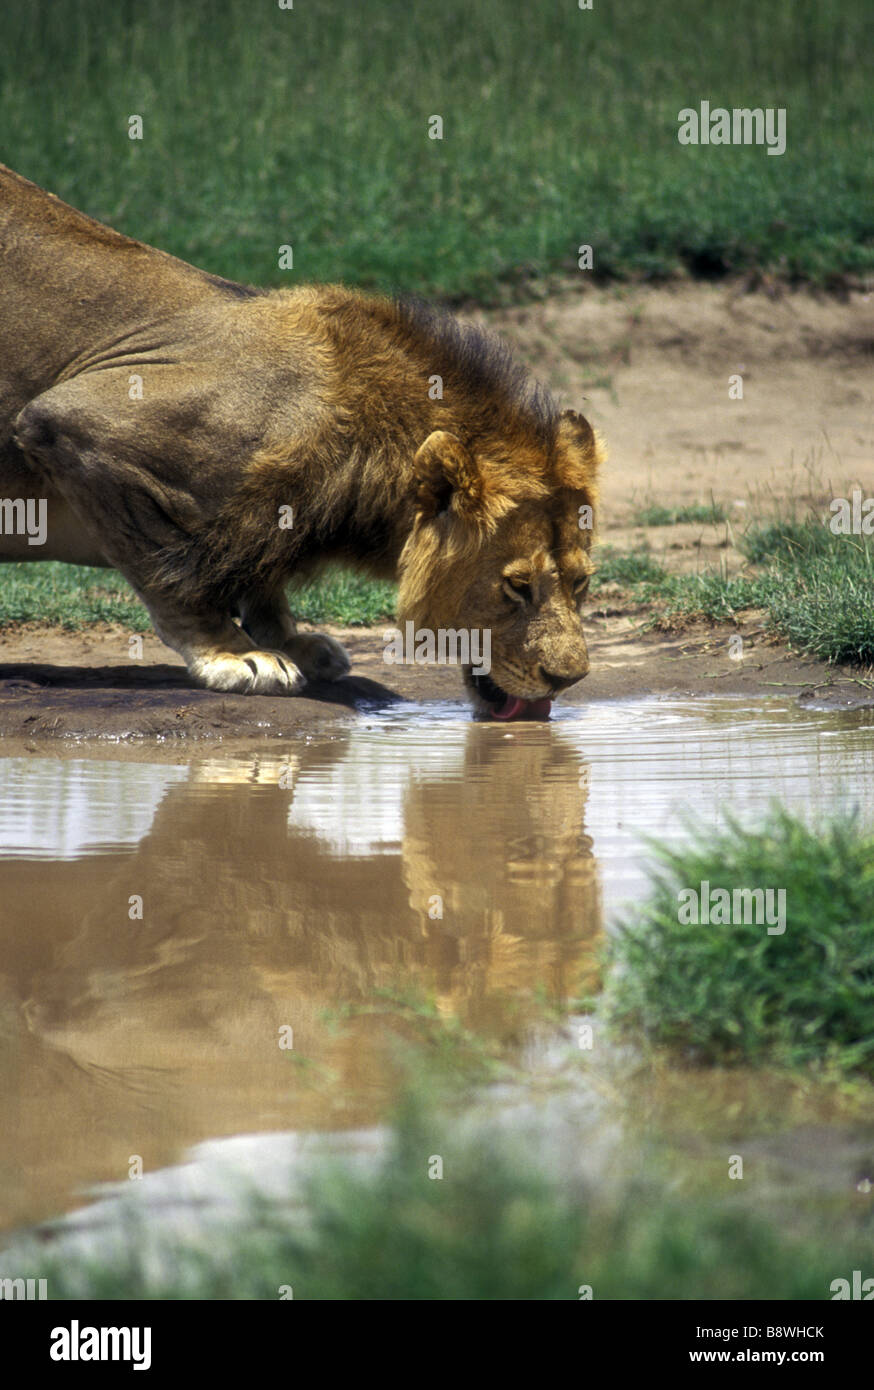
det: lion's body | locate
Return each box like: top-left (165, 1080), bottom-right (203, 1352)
top-left (0, 163), bottom-right (602, 712)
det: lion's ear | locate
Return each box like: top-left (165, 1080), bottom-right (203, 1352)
top-left (555, 409), bottom-right (603, 490)
top-left (413, 430), bottom-right (484, 520)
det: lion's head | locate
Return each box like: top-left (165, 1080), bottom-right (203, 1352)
top-left (397, 408), bottom-right (603, 720)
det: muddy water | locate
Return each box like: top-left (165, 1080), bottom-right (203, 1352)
top-left (1, 696), bottom-right (873, 1231)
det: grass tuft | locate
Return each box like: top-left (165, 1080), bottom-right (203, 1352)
top-left (742, 519), bottom-right (874, 664)
top-left (593, 517), bottom-right (874, 666)
top-left (606, 808), bottom-right (874, 1077)
top-left (592, 546), bottom-right (667, 588)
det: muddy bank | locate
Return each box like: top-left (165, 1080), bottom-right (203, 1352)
top-left (0, 616), bottom-right (871, 743)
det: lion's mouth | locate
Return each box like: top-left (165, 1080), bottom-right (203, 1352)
top-left (470, 671), bottom-right (552, 722)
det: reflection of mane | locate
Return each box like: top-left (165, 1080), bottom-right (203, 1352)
top-left (0, 728), bottom-right (601, 1229)
top-left (402, 727), bottom-right (600, 1015)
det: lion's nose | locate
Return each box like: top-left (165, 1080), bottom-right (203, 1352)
top-left (540, 666), bottom-right (586, 693)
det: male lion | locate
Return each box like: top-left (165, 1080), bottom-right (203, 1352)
top-left (0, 164), bottom-right (603, 719)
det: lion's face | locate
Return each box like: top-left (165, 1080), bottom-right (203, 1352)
top-left (397, 409), bottom-right (602, 720)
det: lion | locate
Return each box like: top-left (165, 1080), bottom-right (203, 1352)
top-left (0, 163), bottom-right (604, 718)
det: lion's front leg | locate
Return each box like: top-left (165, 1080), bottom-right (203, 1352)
top-left (192, 644), bottom-right (306, 696)
top-left (14, 388), bottom-right (312, 697)
top-left (150, 600), bottom-right (308, 696)
top-left (238, 587), bottom-right (351, 683)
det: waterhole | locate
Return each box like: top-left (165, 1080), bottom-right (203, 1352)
top-left (1, 696), bottom-right (873, 1230)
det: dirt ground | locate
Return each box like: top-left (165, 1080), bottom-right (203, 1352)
top-left (0, 615), bottom-right (870, 744)
top-left (488, 280), bottom-right (873, 538)
top-left (1, 282), bottom-right (872, 741)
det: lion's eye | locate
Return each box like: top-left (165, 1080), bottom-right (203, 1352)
top-left (503, 577), bottom-right (533, 605)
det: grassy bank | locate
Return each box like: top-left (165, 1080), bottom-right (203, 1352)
top-left (2, 518), bottom-right (873, 656)
top-left (606, 808), bottom-right (874, 1078)
top-left (1, 0), bottom-right (871, 298)
top-left (595, 519), bottom-right (874, 666)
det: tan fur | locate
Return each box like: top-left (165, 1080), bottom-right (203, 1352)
top-left (0, 163), bottom-right (604, 704)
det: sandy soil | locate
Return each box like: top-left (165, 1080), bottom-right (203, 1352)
top-left (487, 279), bottom-right (874, 569)
top-left (1, 282), bottom-right (871, 740)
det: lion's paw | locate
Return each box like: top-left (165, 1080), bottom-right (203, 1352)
top-left (191, 648), bottom-right (307, 696)
top-left (284, 632), bottom-right (351, 682)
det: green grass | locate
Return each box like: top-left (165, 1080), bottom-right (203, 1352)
top-left (591, 546), bottom-right (668, 588)
top-left (0, 562), bottom-right (396, 630)
top-left (4, 1096), bottom-right (868, 1299)
top-left (737, 519), bottom-right (874, 665)
top-left (765, 551), bottom-right (874, 665)
top-left (593, 518), bottom-right (874, 665)
top-left (4, 519), bottom-right (873, 661)
top-left (593, 549), bottom-right (775, 623)
top-left (290, 570), bottom-right (396, 627)
top-left (1, 0), bottom-right (871, 298)
top-left (592, 546), bottom-right (773, 620)
top-left (607, 808), bottom-right (874, 1078)
top-left (0, 563), bottom-right (152, 630)
top-left (740, 518), bottom-right (839, 565)
top-left (637, 502), bottom-right (728, 527)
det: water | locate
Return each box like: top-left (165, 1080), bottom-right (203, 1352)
top-left (1, 696), bottom-right (873, 1231)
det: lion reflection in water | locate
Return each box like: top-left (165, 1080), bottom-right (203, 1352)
top-left (1, 725), bottom-right (600, 1225)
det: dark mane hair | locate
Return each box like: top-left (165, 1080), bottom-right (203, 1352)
top-left (392, 295), bottom-right (559, 447)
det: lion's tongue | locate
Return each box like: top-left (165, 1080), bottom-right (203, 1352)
top-left (492, 695), bottom-right (552, 721)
